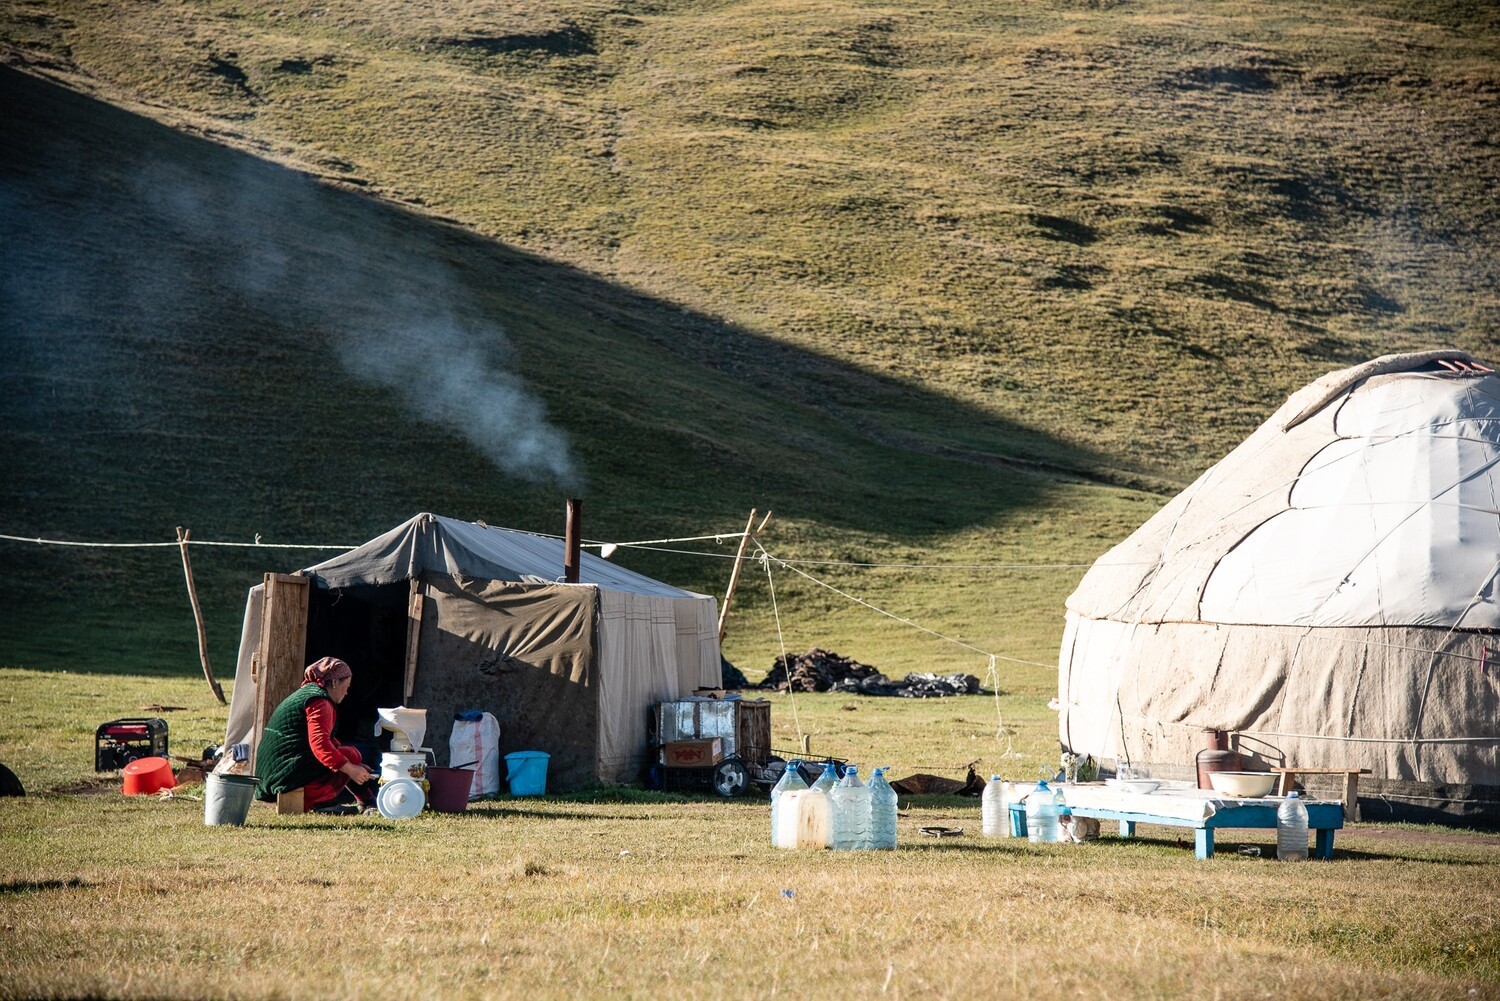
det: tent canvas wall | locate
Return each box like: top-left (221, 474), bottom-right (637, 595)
top-left (1060, 351), bottom-right (1500, 824)
top-left (225, 513), bottom-right (722, 790)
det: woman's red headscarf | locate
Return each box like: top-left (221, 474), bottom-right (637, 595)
top-left (304, 656), bottom-right (353, 687)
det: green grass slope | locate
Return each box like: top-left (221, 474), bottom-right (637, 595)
top-left (6, 0), bottom-right (1498, 468)
top-left (0, 62), bottom-right (1149, 684)
top-left (1, 0), bottom-right (1498, 683)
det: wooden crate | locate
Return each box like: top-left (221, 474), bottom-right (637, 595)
top-left (734, 700), bottom-right (771, 767)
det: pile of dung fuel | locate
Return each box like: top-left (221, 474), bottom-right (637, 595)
top-left (760, 648), bottom-right (981, 697)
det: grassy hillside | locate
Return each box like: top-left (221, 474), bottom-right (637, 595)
top-left (0, 61), bottom-right (1148, 684)
top-left (1, 0), bottom-right (1498, 684)
top-left (6, 0), bottom-right (1498, 468)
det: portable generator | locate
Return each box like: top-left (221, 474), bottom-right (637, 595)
top-left (94, 718), bottom-right (169, 771)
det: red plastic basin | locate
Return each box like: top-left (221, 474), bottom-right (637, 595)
top-left (122, 757), bottom-right (177, 796)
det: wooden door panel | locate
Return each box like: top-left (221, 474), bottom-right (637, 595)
top-left (252, 573), bottom-right (310, 764)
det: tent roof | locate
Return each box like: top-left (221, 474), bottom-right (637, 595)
top-left (1068, 350), bottom-right (1500, 629)
top-left (299, 513), bottom-right (704, 599)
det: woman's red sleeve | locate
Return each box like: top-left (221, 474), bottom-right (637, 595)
top-left (304, 699), bottom-right (345, 770)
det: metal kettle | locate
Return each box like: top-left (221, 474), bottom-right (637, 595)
top-left (1195, 728), bottom-right (1242, 789)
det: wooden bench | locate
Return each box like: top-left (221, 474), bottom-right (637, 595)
top-left (275, 788), bottom-right (305, 815)
top-left (1006, 794), bottom-right (1344, 860)
top-left (1271, 768), bottom-right (1371, 822)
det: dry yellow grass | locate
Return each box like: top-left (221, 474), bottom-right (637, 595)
top-left (1, 671), bottom-right (1497, 999)
top-left (2, 789), bottom-right (1497, 999)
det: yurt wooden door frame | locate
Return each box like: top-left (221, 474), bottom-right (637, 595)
top-left (251, 573), bottom-right (309, 768)
top-left (249, 573), bottom-right (429, 766)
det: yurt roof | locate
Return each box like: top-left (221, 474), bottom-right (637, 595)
top-left (1068, 350), bottom-right (1500, 629)
top-left (299, 512), bottom-right (703, 599)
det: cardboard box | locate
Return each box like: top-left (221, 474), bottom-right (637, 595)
top-left (663, 738), bottom-right (723, 767)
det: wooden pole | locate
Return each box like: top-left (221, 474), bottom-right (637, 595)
top-left (176, 527), bottom-right (226, 704)
top-left (718, 509), bottom-right (771, 643)
top-left (404, 578), bottom-right (425, 703)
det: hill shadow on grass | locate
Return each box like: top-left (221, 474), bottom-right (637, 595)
top-left (0, 64), bottom-right (1121, 674)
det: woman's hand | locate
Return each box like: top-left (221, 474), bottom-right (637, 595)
top-left (342, 761), bottom-right (375, 785)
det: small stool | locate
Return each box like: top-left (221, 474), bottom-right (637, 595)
top-left (275, 788), bottom-right (305, 815)
top-left (1271, 768), bottom-right (1371, 821)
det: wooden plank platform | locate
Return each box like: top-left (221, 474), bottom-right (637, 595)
top-left (1271, 767), bottom-right (1371, 821)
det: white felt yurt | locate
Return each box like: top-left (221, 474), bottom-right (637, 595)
top-left (1059, 351), bottom-right (1500, 822)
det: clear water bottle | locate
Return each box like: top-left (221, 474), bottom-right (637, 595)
top-left (868, 767), bottom-right (897, 849)
top-left (808, 762), bottom-right (840, 847)
top-left (830, 766), bottom-right (871, 851)
top-left (1026, 779), bottom-right (1062, 844)
top-left (1277, 791), bottom-right (1309, 861)
top-left (1053, 781), bottom-right (1070, 842)
top-left (981, 775), bottom-right (1010, 838)
top-left (770, 759), bottom-right (808, 846)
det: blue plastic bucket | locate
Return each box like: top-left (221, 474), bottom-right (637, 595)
top-left (505, 751), bottom-right (550, 796)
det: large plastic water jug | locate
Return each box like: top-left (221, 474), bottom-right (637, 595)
top-left (830, 766), bottom-right (871, 851)
top-left (1027, 779), bottom-right (1062, 843)
top-left (774, 789), bottom-right (802, 848)
top-left (505, 751), bottom-right (550, 796)
top-left (810, 761), bottom-right (839, 794)
top-left (775, 789), bottom-right (830, 849)
top-left (1277, 792), bottom-right (1309, 861)
top-left (770, 759), bottom-right (808, 846)
top-left (868, 767), bottom-right (897, 850)
top-left (981, 774), bottom-right (1010, 838)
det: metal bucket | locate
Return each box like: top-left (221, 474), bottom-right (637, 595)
top-left (204, 773), bottom-right (257, 826)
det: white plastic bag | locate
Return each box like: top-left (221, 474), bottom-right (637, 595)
top-left (449, 711), bottom-right (501, 799)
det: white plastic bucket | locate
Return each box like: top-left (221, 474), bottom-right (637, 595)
top-left (204, 773), bottom-right (257, 826)
top-left (505, 751), bottom-right (550, 796)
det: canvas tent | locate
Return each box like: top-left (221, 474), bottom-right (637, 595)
top-left (1060, 351), bottom-right (1500, 823)
top-left (225, 513), bottom-right (722, 790)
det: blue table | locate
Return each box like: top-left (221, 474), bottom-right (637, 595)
top-left (1007, 788), bottom-right (1343, 860)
